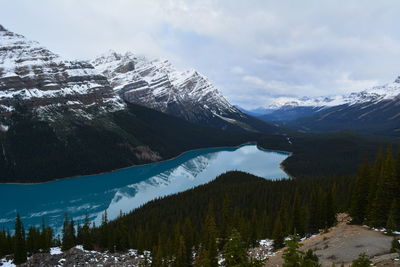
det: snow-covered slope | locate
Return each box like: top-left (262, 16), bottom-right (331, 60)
top-left (92, 51), bottom-right (275, 132)
top-left (0, 25), bottom-right (124, 122)
top-left (260, 77), bottom-right (400, 135)
top-left (267, 77), bottom-right (400, 109)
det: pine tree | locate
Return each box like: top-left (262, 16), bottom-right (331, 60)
top-left (182, 217), bottom-right (194, 265)
top-left (151, 239), bottom-right (164, 267)
top-left (40, 218), bottom-right (52, 253)
top-left (282, 235), bottom-right (303, 267)
top-left (174, 235), bottom-right (187, 267)
top-left (302, 249), bottom-right (321, 267)
top-left (27, 226), bottom-right (40, 254)
top-left (308, 190), bottom-right (320, 234)
top-left (136, 227), bottom-right (146, 254)
top-left (292, 190), bottom-right (305, 236)
top-left (272, 215), bottom-right (285, 250)
top-left (325, 189), bottom-right (336, 228)
top-left (13, 213), bottom-right (27, 265)
top-left (115, 220), bottom-right (129, 251)
top-left (204, 214), bottom-right (218, 267)
top-left (62, 214), bottom-right (75, 251)
top-left (282, 235), bottom-right (320, 267)
top-left (100, 210), bottom-right (110, 250)
top-left (370, 147), bottom-right (398, 227)
top-left (82, 215), bottom-right (92, 250)
top-left (366, 148), bottom-right (384, 221)
top-left (387, 199), bottom-right (400, 231)
top-left (386, 213), bottom-right (395, 235)
top-left (390, 238), bottom-right (400, 253)
top-left (351, 253), bottom-right (371, 267)
top-left (396, 148), bottom-right (400, 189)
top-left (222, 228), bottom-right (247, 266)
top-left (350, 158), bottom-right (370, 224)
top-left (0, 230), bottom-right (7, 258)
top-left (221, 195), bottom-right (233, 245)
top-left (194, 244), bottom-right (211, 267)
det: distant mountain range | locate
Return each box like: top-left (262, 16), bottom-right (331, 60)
top-left (245, 77), bottom-right (400, 136)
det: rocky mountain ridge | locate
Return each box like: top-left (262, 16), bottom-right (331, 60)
top-left (92, 51), bottom-right (275, 132)
top-left (0, 24), bottom-right (258, 183)
top-left (265, 77), bottom-right (400, 110)
top-left (0, 25), bottom-right (124, 128)
top-left (257, 77), bottom-right (400, 135)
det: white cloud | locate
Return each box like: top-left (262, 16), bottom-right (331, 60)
top-left (231, 66), bottom-right (245, 74)
top-left (335, 73), bottom-right (379, 93)
top-left (242, 75), bottom-right (315, 95)
top-left (1, 0), bottom-right (400, 108)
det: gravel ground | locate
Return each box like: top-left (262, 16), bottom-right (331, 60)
top-left (265, 214), bottom-right (395, 267)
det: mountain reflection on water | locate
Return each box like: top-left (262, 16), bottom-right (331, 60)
top-left (0, 144), bottom-right (289, 232)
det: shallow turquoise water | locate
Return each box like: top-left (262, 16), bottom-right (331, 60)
top-left (0, 144), bottom-right (289, 232)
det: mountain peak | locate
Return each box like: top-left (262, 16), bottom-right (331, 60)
top-left (394, 76), bottom-right (400, 83)
top-left (91, 51), bottom-right (256, 129)
top-left (0, 25), bottom-right (124, 117)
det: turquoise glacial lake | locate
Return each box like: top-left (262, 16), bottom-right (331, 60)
top-left (0, 144), bottom-right (289, 232)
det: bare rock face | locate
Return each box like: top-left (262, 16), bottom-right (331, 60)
top-left (91, 51), bottom-right (263, 131)
top-left (0, 25), bottom-right (124, 121)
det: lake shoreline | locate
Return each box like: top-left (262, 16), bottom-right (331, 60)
top-left (2, 142), bottom-right (293, 186)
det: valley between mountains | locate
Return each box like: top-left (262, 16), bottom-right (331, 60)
top-left (1, 21), bottom-right (400, 267)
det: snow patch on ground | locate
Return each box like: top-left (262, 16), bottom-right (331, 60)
top-left (0, 258), bottom-right (16, 267)
top-left (50, 247), bottom-right (63, 255)
top-left (371, 227), bottom-right (400, 235)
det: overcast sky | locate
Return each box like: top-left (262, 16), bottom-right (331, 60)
top-left (2, 0), bottom-right (400, 109)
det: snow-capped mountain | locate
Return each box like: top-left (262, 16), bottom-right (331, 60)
top-left (266, 77), bottom-right (400, 109)
top-left (92, 51), bottom-right (277, 132)
top-left (0, 24), bottom-right (263, 183)
top-left (259, 77), bottom-right (400, 136)
top-left (0, 25), bottom-right (124, 124)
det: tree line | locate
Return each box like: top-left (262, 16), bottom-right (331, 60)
top-left (1, 171), bottom-right (354, 265)
top-left (350, 146), bottom-right (400, 231)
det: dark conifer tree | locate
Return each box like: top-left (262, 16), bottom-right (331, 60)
top-left (350, 158), bottom-right (371, 224)
top-left (204, 214), bottom-right (218, 267)
top-left (13, 213), bottom-right (27, 265)
top-left (0, 230), bottom-right (7, 258)
top-left (82, 215), bottom-right (92, 250)
top-left (182, 217), bottom-right (194, 265)
top-left (27, 226), bottom-right (40, 254)
top-left (61, 214), bottom-right (75, 251)
top-left (325, 189), bottom-right (336, 228)
top-left (174, 235), bottom-right (187, 267)
top-left (151, 239), bottom-right (164, 267)
top-left (272, 215), bottom-right (285, 250)
top-left (282, 235), bottom-right (303, 267)
top-left (366, 148), bottom-right (384, 222)
top-left (222, 228), bottom-right (247, 266)
top-left (308, 190), bottom-right (320, 234)
top-left (292, 190), bottom-right (305, 236)
top-left (302, 249), bottom-right (321, 267)
top-left (370, 147), bottom-right (398, 227)
top-left (221, 195), bottom-right (233, 244)
top-left (40, 219), bottom-right (52, 253)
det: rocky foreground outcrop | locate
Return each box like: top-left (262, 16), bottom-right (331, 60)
top-left (265, 214), bottom-right (399, 267)
top-left (19, 247), bottom-right (148, 267)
